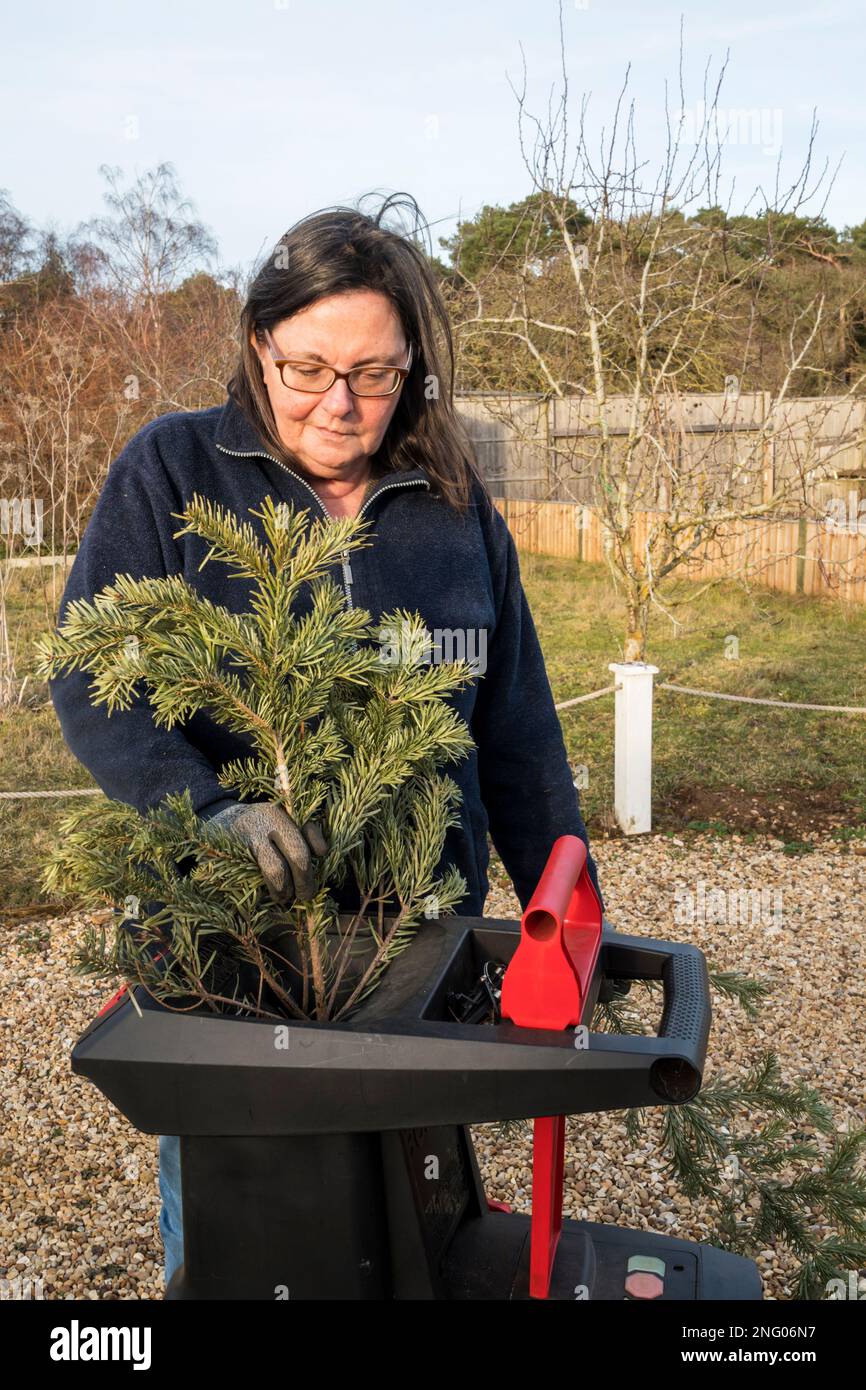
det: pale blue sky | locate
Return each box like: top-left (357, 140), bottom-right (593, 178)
top-left (4, 0), bottom-right (865, 276)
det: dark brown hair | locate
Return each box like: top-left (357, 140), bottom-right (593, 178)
top-left (227, 193), bottom-right (485, 513)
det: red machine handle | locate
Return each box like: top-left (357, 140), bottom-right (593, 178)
top-left (499, 836), bottom-right (603, 1299)
top-left (500, 834), bottom-right (602, 1030)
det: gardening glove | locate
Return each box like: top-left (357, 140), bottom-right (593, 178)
top-left (206, 801), bottom-right (329, 905)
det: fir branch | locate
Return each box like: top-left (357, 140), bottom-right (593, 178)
top-left (40, 496), bottom-right (477, 1028)
top-left (708, 969), bottom-right (772, 1019)
top-left (171, 494), bottom-right (274, 581)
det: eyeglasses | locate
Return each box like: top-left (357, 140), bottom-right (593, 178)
top-left (263, 328), bottom-right (413, 397)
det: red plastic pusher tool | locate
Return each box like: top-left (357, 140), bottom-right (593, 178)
top-left (499, 834), bottom-right (603, 1299)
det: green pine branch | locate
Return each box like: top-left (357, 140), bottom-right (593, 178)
top-left (38, 497), bottom-right (479, 1023)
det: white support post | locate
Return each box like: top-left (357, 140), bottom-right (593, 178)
top-left (607, 662), bottom-right (659, 835)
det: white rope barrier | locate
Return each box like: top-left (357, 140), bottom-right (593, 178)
top-left (658, 682), bottom-right (866, 715)
top-left (553, 679), bottom-right (866, 715)
top-left (0, 788), bottom-right (102, 800)
top-left (1, 677), bottom-right (862, 806)
top-left (553, 671), bottom-right (866, 835)
top-left (554, 684), bottom-right (616, 711)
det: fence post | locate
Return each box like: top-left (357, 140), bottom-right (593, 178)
top-left (607, 662), bottom-right (659, 834)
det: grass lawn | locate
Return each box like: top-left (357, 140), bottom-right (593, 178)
top-left (520, 553), bottom-right (866, 840)
top-left (1, 556), bottom-right (865, 912)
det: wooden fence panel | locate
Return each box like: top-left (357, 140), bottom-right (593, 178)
top-left (493, 498), bottom-right (866, 603)
top-left (471, 391), bottom-right (866, 603)
top-left (457, 397), bottom-right (548, 502)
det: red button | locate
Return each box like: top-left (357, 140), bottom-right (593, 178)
top-left (624, 1271), bottom-right (664, 1299)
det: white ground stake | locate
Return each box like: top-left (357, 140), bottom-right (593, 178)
top-left (608, 662), bottom-right (659, 834)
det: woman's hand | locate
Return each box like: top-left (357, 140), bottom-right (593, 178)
top-left (207, 802), bottom-right (329, 904)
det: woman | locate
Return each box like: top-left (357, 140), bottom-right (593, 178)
top-left (50, 195), bottom-right (601, 1290)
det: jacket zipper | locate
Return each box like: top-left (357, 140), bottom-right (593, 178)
top-left (215, 443), bottom-right (429, 609)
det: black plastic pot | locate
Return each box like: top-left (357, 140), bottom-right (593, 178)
top-left (72, 914), bottom-right (763, 1301)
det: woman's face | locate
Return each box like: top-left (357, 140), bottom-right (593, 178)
top-left (252, 289), bottom-right (409, 480)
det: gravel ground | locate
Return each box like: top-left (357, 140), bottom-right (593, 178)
top-left (1, 831), bottom-right (864, 1301)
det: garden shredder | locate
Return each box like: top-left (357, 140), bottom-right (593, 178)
top-left (72, 835), bottom-right (762, 1300)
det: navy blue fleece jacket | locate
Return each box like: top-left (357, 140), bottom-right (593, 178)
top-left (49, 394), bottom-right (601, 915)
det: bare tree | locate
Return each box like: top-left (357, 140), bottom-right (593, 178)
top-left (0, 189), bottom-right (35, 284)
top-left (0, 167), bottom-right (240, 707)
top-left (71, 163), bottom-right (227, 409)
top-left (0, 301), bottom-right (128, 703)
top-left (447, 9), bottom-right (866, 658)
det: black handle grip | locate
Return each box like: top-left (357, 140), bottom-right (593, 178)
top-left (600, 931), bottom-right (712, 1103)
top-left (659, 947), bottom-right (712, 1049)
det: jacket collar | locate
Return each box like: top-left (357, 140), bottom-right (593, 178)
top-left (213, 393), bottom-right (431, 503)
top-left (214, 393), bottom-right (272, 454)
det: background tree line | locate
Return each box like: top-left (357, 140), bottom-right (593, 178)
top-left (3, 160), bottom-right (866, 566)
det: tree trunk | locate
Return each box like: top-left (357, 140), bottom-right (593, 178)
top-left (623, 591), bottom-right (648, 662)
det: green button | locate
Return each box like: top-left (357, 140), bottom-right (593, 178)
top-left (627, 1254), bottom-right (666, 1276)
